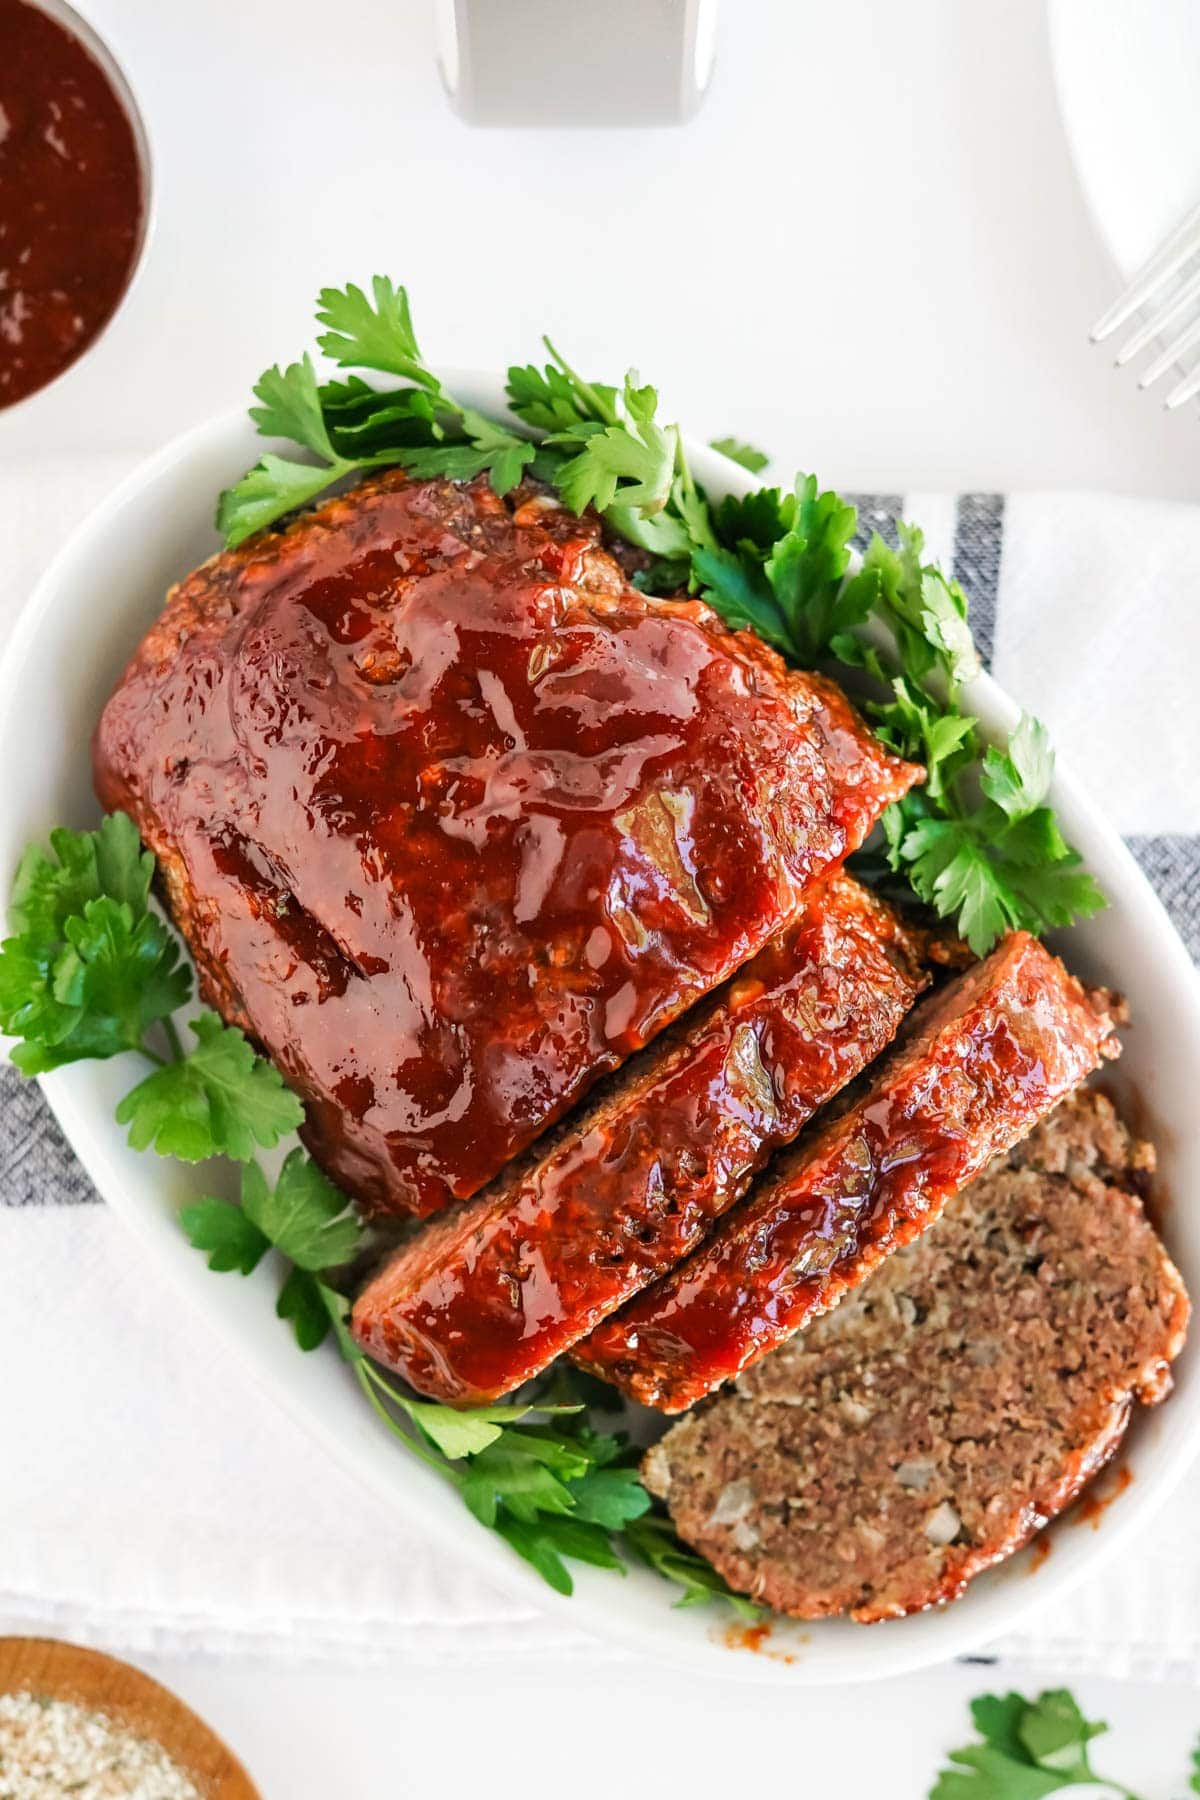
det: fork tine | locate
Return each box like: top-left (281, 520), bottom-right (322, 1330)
top-left (1090, 198), bottom-right (1200, 342)
top-left (1115, 265), bottom-right (1200, 365)
top-left (1139, 309), bottom-right (1200, 388)
top-left (1164, 362), bottom-right (1200, 410)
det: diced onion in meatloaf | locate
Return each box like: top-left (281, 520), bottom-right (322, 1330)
top-left (642, 1088), bottom-right (1189, 1622)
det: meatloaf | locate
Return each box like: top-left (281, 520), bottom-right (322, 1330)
top-left (92, 471), bottom-right (919, 1215)
top-left (642, 1089), bottom-right (1189, 1621)
top-left (577, 933), bottom-right (1119, 1410)
top-left (351, 874), bottom-right (929, 1402)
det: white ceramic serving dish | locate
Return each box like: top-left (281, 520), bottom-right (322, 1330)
top-left (3, 383), bottom-right (1200, 1684)
top-left (1049, 0), bottom-right (1200, 279)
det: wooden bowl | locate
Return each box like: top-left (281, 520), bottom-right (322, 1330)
top-left (0, 1637), bottom-right (260, 1797)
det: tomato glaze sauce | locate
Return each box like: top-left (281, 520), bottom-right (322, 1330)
top-left (0, 0), bottom-right (142, 407)
top-left (93, 473), bottom-right (920, 1216)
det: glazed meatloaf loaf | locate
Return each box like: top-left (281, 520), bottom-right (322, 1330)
top-left (352, 874), bottom-right (929, 1402)
top-left (92, 471), bottom-right (919, 1216)
top-left (579, 933), bottom-right (1118, 1410)
top-left (643, 1089), bottom-right (1189, 1621)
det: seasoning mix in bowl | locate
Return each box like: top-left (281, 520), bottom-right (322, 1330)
top-left (0, 1638), bottom-right (260, 1798)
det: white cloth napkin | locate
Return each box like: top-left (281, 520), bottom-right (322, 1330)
top-left (2, 455), bottom-right (1199, 1678)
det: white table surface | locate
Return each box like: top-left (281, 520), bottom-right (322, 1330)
top-left (5, 1), bottom-right (1200, 1795)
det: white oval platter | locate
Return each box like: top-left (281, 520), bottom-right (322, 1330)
top-left (2, 378), bottom-right (1199, 1683)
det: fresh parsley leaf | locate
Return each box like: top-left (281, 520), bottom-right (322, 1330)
top-left (348, 1356), bottom-right (663, 1599)
top-left (493, 1516), bottom-right (576, 1595)
top-left (712, 485), bottom-right (793, 553)
top-left (221, 281), bottom-right (543, 542)
top-left (0, 937), bottom-right (75, 1051)
top-left (314, 1279), bottom-right (363, 1363)
top-left (709, 436), bottom-right (770, 473)
top-left (930, 1688), bottom-right (1141, 1800)
top-left (92, 812), bottom-right (156, 916)
top-left (1016, 1689), bottom-right (1108, 1774)
top-left (1190, 1735), bottom-right (1200, 1793)
top-left (179, 1196), bottom-right (271, 1275)
top-left (13, 900), bottom-right (191, 1074)
top-left (398, 408), bottom-right (535, 497)
top-left (880, 703), bottom-right (1106, 954)
top-left (506, 340), bottom-right (619, 440)
top-left (217, 356), bottom-right (363, 548)
top-left (8, 813), bottom-right (151, 944)
top-left (315, 277), bottom-right (433, 387)
top-left (623, 1512), bottom-right (762, 1621)
top-left (980, 715), bottom-right (1054, 820)
top-left (177, 1154), bottom-right (670, 1603)
top-left (762, 475), bottom-right (861, 664)
top-left (315, 279), bottom-right (535, 500)
top-left (321, 379), bottom-right (443, 458)
top-left (217, 449), bottom-right (355, 549)
top-left (553, 372), bottom-right (678, 516)
top-left (868, 678), bottom-right (977, 801)
top-left (239, 1150), bottom-right (362, 1272)
top-left (249, 356), bottom-right (341, 462)
top-left (695, 476), bottom-right (865, 665)
top-left (0, 816), bottom-right (191, 1070)
top-left (182, 1153), bottom-right (361, 1347)
top-left (506, 360), bottom-right (605, 438)
top-left (567, 1464), bottom-right (652, 1530)
top-left (604, 498), bottom-right (693, 559)
top-left (276, 1266), bottom-right (334, 1351)
top-left (901, 817), bottom-right (1015, 958)
top-left (459, 1433), bottom-right (584, 1528)
top-left (115, 1011), bottom-right (304, 1162)
top-left (1000, 854), bottom-right (1107, 935)
top-left (530, 1514), bottom-right (628, 1573)
top-left (399, 1396), bottom-right (570, 1462)
top-left (862, 523), bottom-right (980, 690)
top-left (691, 543), bottom-right (792, 652)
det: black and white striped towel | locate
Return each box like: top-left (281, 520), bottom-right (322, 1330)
top-left (2, 459), bottom-right (1199, 1675)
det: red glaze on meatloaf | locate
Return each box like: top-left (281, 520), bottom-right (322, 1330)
top-left (351, 874), bottom-right (929, 1401)
top-left (577, 933), bottom-right (1119, 1410)
top-left (93, 472), bottom-right (919, 1215)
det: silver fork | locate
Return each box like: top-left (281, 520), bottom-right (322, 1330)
top-left (1091, 197), bottom-right (1200, 410)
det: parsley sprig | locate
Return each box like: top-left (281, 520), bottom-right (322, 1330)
top-left (622, 1512), bottom-right (759, 1617)
top-left (709, 437), bottom-right (770, 474)
top-left (217, 279), bottom-right (537, 547)
top-left (1, 813), bottom-right (750, 1614)
top-left (218, 277), bottom-right (1104, 955)
top-left (932, 1689), bottom-right (1143, 1799)
top-left (181, 1143), bottom-right (755, 1608)
top-left (0, 814), bottom-right (301, 1159)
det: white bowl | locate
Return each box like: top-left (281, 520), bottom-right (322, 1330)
top-left (3, 385), bottom-right (1199, 1684)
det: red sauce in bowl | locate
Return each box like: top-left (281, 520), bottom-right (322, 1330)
top-left (0, 0), bottom-right (144, 408)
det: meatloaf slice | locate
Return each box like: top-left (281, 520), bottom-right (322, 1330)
top-left (577, 933), bottom-right (1118, 1410)
top-left (642, 1090), bottom-right (1189, 1621)
top-left (351, 874), bottom-right (929, 1402)
top-left (93, 470), bottom-right (919, 1217)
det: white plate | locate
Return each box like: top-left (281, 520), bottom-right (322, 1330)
top-left (3, 387), bottom-right (1200, 1684)
top-left (1049, 0), bottom-right (1200, 276)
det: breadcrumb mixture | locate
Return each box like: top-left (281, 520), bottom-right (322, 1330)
top-left (0, 1691), bottom-right (202, 1799)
